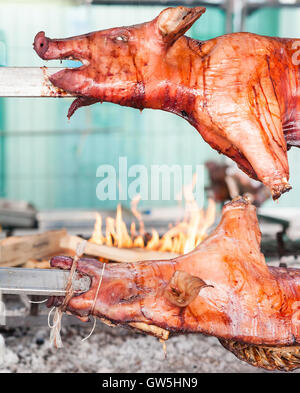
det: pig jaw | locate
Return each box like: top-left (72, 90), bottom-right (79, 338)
top-left (48, 258), bottom-right (174, 332)
top-left (83, 262), bottom-right (216, 338)
top-left (48, 257), bottom-right (217, 338)
top-left (94, 262), bottom-right (219, 337)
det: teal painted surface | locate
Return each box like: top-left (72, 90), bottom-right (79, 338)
top-left (0, 3), bottom-right (299, 210)
top-left (246, 8), bottom-right (279, 36)
top-left (189, 8), bottom-right (225, 40)
top-left (0, 30), bottom-right (6, 198)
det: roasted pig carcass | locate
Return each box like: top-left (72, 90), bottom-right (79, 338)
top-left (33, 6), bottom-right (300, 199)
top-left (49, 197), bottom-right (300, 371)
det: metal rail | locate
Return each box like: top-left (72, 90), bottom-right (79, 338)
top-left (91, 0), bottom-right (224, 6)
top-left (91, 0), bottom-right (300, 7)
top-left (0, 67), bottom-right (72, 97)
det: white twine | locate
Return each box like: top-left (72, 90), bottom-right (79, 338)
top-left (48, 241), bottom-right (106, 347)
top-left (48, 240), bottom-right (87, 349)
top-left (48, 306), bottom-right (63, 348)
top-left (81, 317), bottom-right (97, 342)
top-left (81, 262), bottom-right (106, 342)
top-left (91, 263), bottom-right (106, 314)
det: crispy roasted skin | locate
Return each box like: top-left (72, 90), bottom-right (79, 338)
top-left (49, 197), bottom-right (300, 370)
top-left (33, 6), bottom-right (300, 199)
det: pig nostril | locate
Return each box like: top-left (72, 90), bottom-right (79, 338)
top-left (33, 31), bottom-right (49, 58)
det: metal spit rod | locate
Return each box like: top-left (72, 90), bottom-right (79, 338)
top-left (0, 67), bottom-right (73, 97)
top-left (0, 267), bottom-right (90, 296)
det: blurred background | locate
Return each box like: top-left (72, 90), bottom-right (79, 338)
top-left (1, 0), bottom-right (300, 373)
top-left (0, 0), bottom-right (300, 215)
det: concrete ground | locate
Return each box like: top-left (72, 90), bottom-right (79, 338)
top-left (0, 323), bottom-right (290, 373)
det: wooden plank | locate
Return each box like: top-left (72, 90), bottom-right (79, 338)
top-left (60, 234), bottom-right (178, 263)
top-left (0, 67), bottom-right (74, 97)
top-left (0, 230), bottom-right (177, 267)
top-left (0, 229), bottom-right (67, 267)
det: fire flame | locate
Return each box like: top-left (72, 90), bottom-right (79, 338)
top-left (89, 189), bottom-right (216, 255)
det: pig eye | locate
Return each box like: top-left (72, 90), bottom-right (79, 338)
top-left (115, 35), bottom-right (128, 43)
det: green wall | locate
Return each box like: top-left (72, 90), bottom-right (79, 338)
top-left (246, 8), bottom-right (279, 36)
top-left (0, 30), bottom-right (5, 198)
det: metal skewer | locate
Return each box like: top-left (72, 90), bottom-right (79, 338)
top-left (0, 267), bottom-right (90, 296)
top-left (0, 67), bottom-right (74, 97)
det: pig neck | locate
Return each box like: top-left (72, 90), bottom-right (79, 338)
top-left (140, 36), bottom-right (208, 127)
top-left (140, 35), bottom-right (300, 135)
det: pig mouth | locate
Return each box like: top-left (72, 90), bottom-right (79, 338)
top-left (48, 293), bottom-right (170, 340)
top-left (46, 254), bottom-right (212, 342)
top-left (33, 31), bottom-right (89, 67)
top-left (34, 31), bottom-right (98, 118)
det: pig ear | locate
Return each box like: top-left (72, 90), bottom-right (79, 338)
top-left (157, 6), bottom-right (206, 44)
top-left (164, 270), bottom-right (212, 307)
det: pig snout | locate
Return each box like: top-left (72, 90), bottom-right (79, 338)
top-left (34, 31), bottom-right (91, 62)
top-left (33, 31), bottom-right (49, 59)
top-left (33, 31), bottom-right (64, 60)
top-left (48, 256), bottom-right (143, 321)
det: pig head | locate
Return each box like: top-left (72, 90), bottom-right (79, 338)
top-left (34, 6), bottom-right (300, 199)
top-left (33, 7), bottom-right (205, 118)
top-left (49, 198), bottom-right (300, 347)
